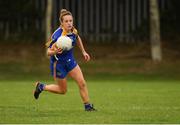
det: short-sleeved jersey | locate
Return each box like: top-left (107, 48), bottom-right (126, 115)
top-left (48, 27), bottom-right (78, 63)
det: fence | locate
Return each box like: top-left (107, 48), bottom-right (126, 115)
top-left (0, 0), bottom-right (169, 42)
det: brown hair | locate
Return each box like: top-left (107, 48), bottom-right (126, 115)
top-left (59, 9), bottom-right (72, 23)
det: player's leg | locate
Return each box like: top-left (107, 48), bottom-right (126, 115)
top-left (69, 65), bottom-right (89, 103)
top-left (42, 60), bottom-right (68, 94)
top-left (68, 65), bottom-right (96, 111)
top-left (34, 61), bottom-right (68, 99)
top-left (33, 78), bottom-right (67, 99)
top-left (44, 78), bottom-right (67, 94)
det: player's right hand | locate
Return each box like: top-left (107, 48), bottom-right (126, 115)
top-left (51, 43), bottom-right (63, 54)
top-left (55, 48), bottom-right (63, 54)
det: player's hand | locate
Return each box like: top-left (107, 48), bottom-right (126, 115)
top-left (55, 48), bottom-right (63, 54)
top-left (82, 51), bottom-right (90, 62)
top-left (52, 43), bottom-right (63, 54)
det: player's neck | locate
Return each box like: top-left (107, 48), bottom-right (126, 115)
top-left (62, 27), bottom-right (72, 33)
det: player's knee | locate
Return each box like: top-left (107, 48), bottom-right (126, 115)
top-left (60, 88), bottom-right (67, 94)
top-left (61, 90), bottom-right (67, 94)
top-left (78, 80), bottom-right (86, 90)
top-left (56, 86), bottom-right (67, 94)
top-left (56, 89), bottom-right (67, 94)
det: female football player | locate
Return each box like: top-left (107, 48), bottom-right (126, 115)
top-left (34, 9), bottom-right (96, 111)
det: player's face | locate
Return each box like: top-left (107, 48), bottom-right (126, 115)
top-left (61, 15), bottom-right (73, 32)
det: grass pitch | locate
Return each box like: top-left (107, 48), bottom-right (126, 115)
top-left (0, 79), bottom-right (180, 124)
top-left (0, 43), bottom-right (180, 123)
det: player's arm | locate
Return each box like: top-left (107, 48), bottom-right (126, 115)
top-left (77, 35), bottom-right (90, 62)
top-left (47, 43), bottom-right (62, 56)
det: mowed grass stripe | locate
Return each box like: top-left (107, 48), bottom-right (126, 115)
top-left (0, 80), bottom-right (180, 123)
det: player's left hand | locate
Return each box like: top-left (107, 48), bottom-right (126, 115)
top-left (83, 51), bottom-right (90, 62)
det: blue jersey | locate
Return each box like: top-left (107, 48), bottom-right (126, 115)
top-left (49, 27), bottom-right (77, 62)
top-left (48, 27), bottom-right (78, 79)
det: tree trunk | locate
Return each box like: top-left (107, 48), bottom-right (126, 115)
top-left (46, 0), bottom-right (53, 42)
top-left (5, 21), bottom-right (9, 40)
top-left (149, 0), bottom-right (162, 62)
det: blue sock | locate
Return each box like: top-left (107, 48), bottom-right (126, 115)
top-left (84, 103), bottom-right (91, 109)
top-left (39, 83), bottom-right (45, 91)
